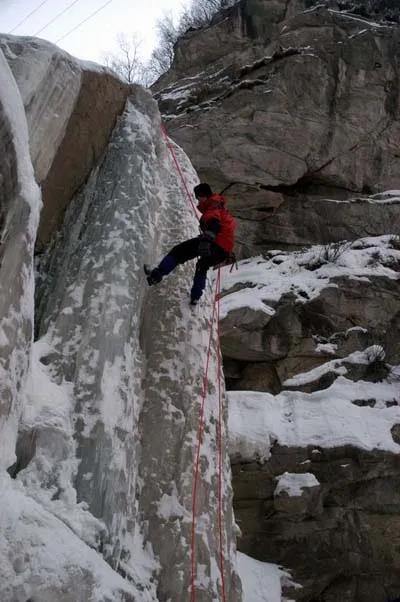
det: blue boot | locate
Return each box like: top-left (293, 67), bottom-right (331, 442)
top-left (146, 267), bottom-right (162, 286)
top-left (190, 269), bottom-right (207, 303)
top-left (145, 255), bottom-right (177, 286)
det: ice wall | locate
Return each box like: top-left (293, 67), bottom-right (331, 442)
top-left (0, 50), bottom-right (40, 469)
top-left (0, 40), bottom-right (241, 601)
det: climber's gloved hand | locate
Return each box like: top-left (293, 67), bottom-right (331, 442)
top-left (198, 235), bottom-right (213, 257)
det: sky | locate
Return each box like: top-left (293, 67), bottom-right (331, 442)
top-left (0, 0), bottom-right (188, 63)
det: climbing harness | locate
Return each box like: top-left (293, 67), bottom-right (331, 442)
top-left (213, 252), bottom-right (238, 273)
top-left (162, 123), bottom-right (227, 601)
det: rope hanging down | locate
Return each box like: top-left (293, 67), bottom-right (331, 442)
top-left (216, 271), bottom-right (227, 602)
top-left (161, 123), bottom-right (227, 601)
top-left (190, 273), bottom-right (220, 602)
top-left (190, 269), bottom-right (227, 602)
top-left (161, 124), bottom-right (199, 218)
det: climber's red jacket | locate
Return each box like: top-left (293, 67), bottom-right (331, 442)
top-left (197, 194), bottom-right (235, 253)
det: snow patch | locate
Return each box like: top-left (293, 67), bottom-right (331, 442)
top-left (220, 235), bottom-right (400, 322)
top-left (229, 375), bottom-right (400, 461)
top-left (283, 346), bottom-right (385, 388)
top-left (238, 551), bottom-right (299, 602)
top-left (315, 342), bottom-right (337, 354)
top-left (275, 472), bottom-right (319, 497)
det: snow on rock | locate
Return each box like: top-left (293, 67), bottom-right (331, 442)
top-left (220, 235), bottom-right (400, 320)
top-left (315, 342), bottom-right (337, 354)
top-left (237, 551), bottom-right (298, 602)
top-left (228, 375), bottom-right (400, 462)
top-left (0, 34), bottom-right (129, 250)
top-left (282, 346), bottom-right (382, 388)
top-left (14, 338), bottom-right (107, 552)
top-left (274, 472), bottom-right (320, 497)
top-left (327, 8), bottom-right (390, 29)
top-left (0, 50), bottom-right (156, 601)
top-left (0, 48), bottom-right (41, 469)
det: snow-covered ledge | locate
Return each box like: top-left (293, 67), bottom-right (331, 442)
top-left (228, 373), bottom-right (400, 462)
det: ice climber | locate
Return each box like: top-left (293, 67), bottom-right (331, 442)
top-left (145, 183), bottom-right (236, 305)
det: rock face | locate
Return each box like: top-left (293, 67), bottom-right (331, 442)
top-left (0, 36), bottom-right (129, 249)
top-left (155, 0), bottom-right (400, 255)
top-left (152, 4), bottom-right (400, 597)
top-left (223, 272), bottom-right (400, 381)
top-left (231, 441), bottom-right (400, 602)
top-left (220, 239), bottom-right (400, 600)
top-left (221, 238), bottom-right (400, 384)
top-left (230, 193), bottom-right (400, 254)
top-left (0, 39), bottom-right (242, 601)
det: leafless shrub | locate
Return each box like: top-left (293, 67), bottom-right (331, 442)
top-left (365, 344), bottom-right (386, 363)
top-left (367, 249), bottom-right (382, 267)
top-left (364, 344), bottom-right (389, 381)
top-left (150, 0), bottom-right (238, 79)
top-left (389, 234), bottom-right (400, 250)
top-left (187, 82), bottom-right (214, 104)
top-left (180, 0), bottom-right (226, 29)
top-left (102, 34), bottom-right (151, 86)
top-left (320, 241), bottom-right (352, 263)
top-left (148, 13), bottom-right (179, 80)
top-left (303, 241), bottom-right (352, 270)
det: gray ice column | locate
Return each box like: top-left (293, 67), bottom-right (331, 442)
top-left (36, 84), bottom-right (242, 599)
top-left (0, 50), bottom-right (40, 469)
top-left (137, 139), bottom-right (242, 601)
top-left (35, 86), bottom-right (165, 578)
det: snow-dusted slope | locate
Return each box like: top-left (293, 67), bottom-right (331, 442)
top-left (237, 552), bottom-right (298, 602)
top-left (229, 370), bottom-right (400, 461)
top-left (220, 234), bottom-right (400, 320)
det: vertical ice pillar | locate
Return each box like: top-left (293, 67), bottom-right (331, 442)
top-left (0, 50), bottom-right (41, 469)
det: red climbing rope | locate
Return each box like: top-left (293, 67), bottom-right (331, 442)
top-left (190, 277), bottom-right (219, 602)
top-left (161, 122), bottom-right (227, 602)
top-left (216, 269), bottom-right (227, 602)
top-left (161, 123), bottom-right (199, 218)
top-left (190, 269), bottom-right (226, 602)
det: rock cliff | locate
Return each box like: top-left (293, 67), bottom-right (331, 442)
top-left (154, 0), bottom-right (400, 600)
top-left (223, 239), bottom-right (400, 601)
top-left (155, 0), bottom-right (400, 256)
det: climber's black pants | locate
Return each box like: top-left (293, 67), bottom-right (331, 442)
top-left (158, 237), bottom-right (228, 300)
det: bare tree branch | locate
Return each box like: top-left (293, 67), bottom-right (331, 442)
top-left (103, 33), bottom-right (152, 86)
top-left (104, 1), bottom-right (240, 85)
top-left (149, 0), bottom-right (239, 80)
